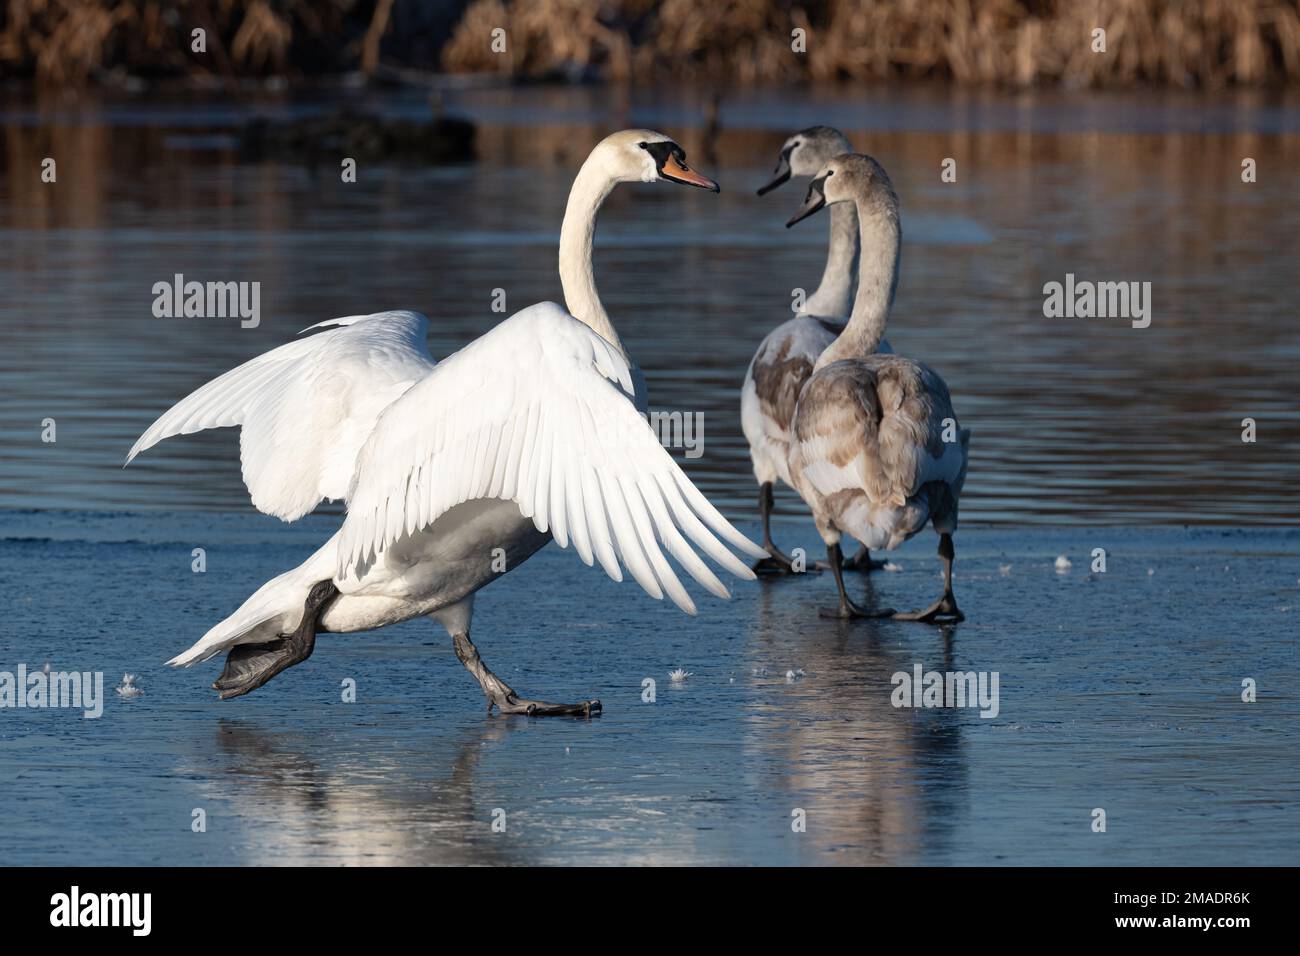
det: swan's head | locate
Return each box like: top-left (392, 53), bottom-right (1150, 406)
top-left (590, 129), bottom-right (719, 191)
top-left (786, 153), bottom-right (896, 228)
top-left (757, 126), bottom-right (852, 196)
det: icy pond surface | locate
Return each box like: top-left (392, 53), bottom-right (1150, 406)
top-left (1, 511), bottom-right (1295, 865)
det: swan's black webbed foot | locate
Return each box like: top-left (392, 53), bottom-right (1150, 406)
top-left (754, 481), bottom-right (818, 574)
top-left (495, 695), bottom-right (602, 718)
top-left (819, 599), bottom-right (895, 619)
top-left (840, 545), bottom-right (888, 573)
top-left (213, 580), bottom-right (338, 700)
top-left (891, 533), bottom-right (964, 624)
top-left (754, 550), bottom-right (809, 575)
top-left (817, 542), bottom-right (893, 619)
top-left (891, 594), bottom-right (964, 624)
top-left (452, 632), bottom-right (601, 719)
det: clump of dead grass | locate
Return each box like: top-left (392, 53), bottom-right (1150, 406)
top-left (442, 0), bottom-right (1300, 88)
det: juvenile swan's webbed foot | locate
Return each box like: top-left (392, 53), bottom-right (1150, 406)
top-left (213, 579), bottom-right (338, 700)
top-left (817, 543), bottom-right (894, 619)
top-left (892, 533), bottom-right (964, 624)
top-left (841, 544), bottom-right (888, 573)
top-left (754, 482), bottom-right (816, 574)
top-left (755, 550), bottom-right (801, 574)
top-left (891, 594), bottom-right (964, 623)
top-left (819, 602), bottom-right (893, 620)
top-left (452, 632), bottom-right (600, 719)
top-left (813, 544), bottom-right (885, 573)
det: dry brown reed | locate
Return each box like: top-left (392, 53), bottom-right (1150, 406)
top-left (442, 0), bottom-right (1300, 88)
top-left (0, 0), bottom-right (353, 86)
top-left (3, 1), bottom-right (1297, 89)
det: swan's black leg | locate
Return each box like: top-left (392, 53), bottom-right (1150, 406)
top-left (815, 542), bottom-right (888, 572)
top-left (841, 544), bottom-right (888, 572)
top-left (892, 533), bottom-right (964, 623)
top-left (452, 631), bottom-right (600, 718)
top-left (754, 482), bottom-right (807, 574)
top-left (818, 543), bottom-right (894, 619)
top-left (213, 580), bottom-right (337, 700)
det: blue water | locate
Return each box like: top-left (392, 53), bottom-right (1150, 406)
top-left (2, 91), bottom-right (1299, 525)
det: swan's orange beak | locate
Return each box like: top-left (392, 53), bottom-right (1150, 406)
top-left (661, 153), bottom-right (719, 192)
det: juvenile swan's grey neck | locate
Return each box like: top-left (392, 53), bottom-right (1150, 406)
top-left (559, 155), bottom-right (625, 356)
top-left (802, 201), bottom-right (859, 318)
top-left (816, 193), bottom-right (899, 369)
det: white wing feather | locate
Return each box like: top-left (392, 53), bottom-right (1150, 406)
top-left (125, 311), bottom-right (436, 521)
top-left (338, 302), bottom-right (766, 613)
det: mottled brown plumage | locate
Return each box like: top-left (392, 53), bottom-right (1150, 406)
top-left (741, 129), bottom-right (898, 574)
top-left (789, 355), bottom-right (967, 549)
top-left (746, 319), bottom-right (835, 484)
top-left (784, 153), bottom-right (970, 622)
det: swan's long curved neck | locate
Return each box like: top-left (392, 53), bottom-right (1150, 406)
top-left (559, 156), bottom-right (625, 356)
top-left (802, 201), bottom-right (859, 318)
top-left (815, 195), bottom-right (899, 370)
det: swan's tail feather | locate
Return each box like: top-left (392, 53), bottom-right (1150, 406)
top-left (167, 534), bottom-right (338, 668)
top-left (165, 604), bottom-right (285, 668)
top-left (164, 543), bottom-right (337, 667)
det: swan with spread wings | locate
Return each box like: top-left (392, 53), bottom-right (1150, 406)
top-left (127, 130), bottom-right (764, 716)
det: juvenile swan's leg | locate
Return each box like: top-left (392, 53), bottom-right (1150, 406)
top-left (815, 542), bottom-right (887, 573)
top-left (754, 482), bottom-right (810, 574)
top-left (841, 544), bottom-right (888, 573)
top-left (213, 579), bottom-right (338, 700)
top-left (452, 631), bottom-right (600, 718)
top-left (818, 543), bottom-right (894, 619)
top-left (892, 533), bottom-right (964, 623)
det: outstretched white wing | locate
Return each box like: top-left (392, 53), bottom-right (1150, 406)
top-left (126, 311), bottom-right (436, 521)
top-left (338, 301), bottom-right (766, 613)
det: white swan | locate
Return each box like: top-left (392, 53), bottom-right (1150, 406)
top-left (740, 126), bottom-right (892, 574)
top-left (127, 129), bottom-right (765, 714)
top-left (784, 154), bottom-right (969, 622)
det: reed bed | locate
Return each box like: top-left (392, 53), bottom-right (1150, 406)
top-left (443, 0), bottom-right (1300, 88)
top-left (0, 0), bottom-right (364, 86)
top-left (3, 0), bottom-right (1298, 88)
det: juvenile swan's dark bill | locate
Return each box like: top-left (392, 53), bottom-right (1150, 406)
top-left (756, 146), bottom-right (793, 195)
top-left (786, 172), bottom-right (831, 227)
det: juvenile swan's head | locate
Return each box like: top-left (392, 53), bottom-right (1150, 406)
top-left (757, 126), bottom-right (852, 195)
top-left (588, 129), bottom-right (719, 191)
top-left (786, 153), bottom-right (897, 228)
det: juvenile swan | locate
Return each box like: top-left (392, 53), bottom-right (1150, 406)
top-left (128, 130), bottom-right (765, 714)
top-left (741, 127), bottom-right (891, 574)
top-left (784, 154), bottom-right (969, 622)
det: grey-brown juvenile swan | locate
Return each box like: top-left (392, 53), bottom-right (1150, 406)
top-left (784, 153), bottom-right (969, 623)
top-left (740, 126), bottom-right (892, 574)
